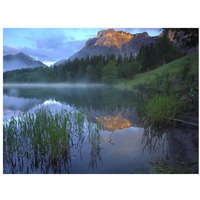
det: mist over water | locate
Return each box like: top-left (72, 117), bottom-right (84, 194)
top-left (4, 83), bottom-right (105, 88)
top-left (3, 83), bottom-right (166, 174)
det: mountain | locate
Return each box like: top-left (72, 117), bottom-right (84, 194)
top-left (53, 28), bottom-right (198, 67)
top-left (3, 52), bottom-right (47, 72)
top-left (69, 29), bottom-right (157, 60)
top-left (51, 58), bottom-right (67, 67)
top-left (53, 29), bottom-right (158, 66)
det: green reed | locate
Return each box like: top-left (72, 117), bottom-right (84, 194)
top-left (3, 108), bottom-right (101, 173)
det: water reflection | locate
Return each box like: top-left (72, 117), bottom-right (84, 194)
top-left (3, 84), bottom-right (138, 112)
top-left (96, 113), bottom-right (132, 131)
top-left (3, 95), bottom-right (43, 112)
top-left (3, 84), bottom-right (167, 174)
top-left (141, 127), bottom-right (167, 153)
top-left (4, 84), bottom-right (142, 130)
top-left (4, 102), bottom-right (103, 174)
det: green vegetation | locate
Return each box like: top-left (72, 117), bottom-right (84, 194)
top-left (137, 32), bottom-right (182, 72)
top-left (143, 92), bottom-right (182, 129)
top-left (144, 53), bottom-right (197, 126)
top-left (3, 29), bottom-right (198, 174)
top-left (102, 60), bottom-right (117, 84)
top-left (3, 108), bottom-right (101, 173)
top-left (123, 52), bottom-right (199, 174)
top-left (115, 52), bottom-right (198, 90)
top-left (114, 52), bottom-right (198, 154)
top-left (117, 60), bottom-right (142, 79)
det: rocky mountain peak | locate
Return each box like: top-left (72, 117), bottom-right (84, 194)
top-left (135, 32), bottom-right (149, 38)
top-left (85, 29), bottom-right (134, 50)
top-left (66, 29), bottom-right (158, 62)
top-left (97, 28), bottom-right (115, 37)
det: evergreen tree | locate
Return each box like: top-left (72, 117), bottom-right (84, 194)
top-left (128, 52), bottom-right (134, 62)
top-left (95, 59), bottom-right (103, 81)
top-left (117, 54), bottom-right (122, 65)
top-left (85, 65), bottom-right (94, 82)
top-left (117, 60), bottom-right (129, 79)
top-left (66, 70), bottom-right (72, 82)
top-left (102, 60), bottom-right (117, 84)
top-left (127, 61), bottom-right (142, 79)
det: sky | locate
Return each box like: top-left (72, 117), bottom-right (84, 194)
top-left (3, 28), bottom-right (162, 66)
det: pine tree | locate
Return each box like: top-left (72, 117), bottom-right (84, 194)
top-left (102, 60), bottom-right (117, 84)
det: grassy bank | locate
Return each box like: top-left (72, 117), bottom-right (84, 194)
top-left (125, 52), bottom-right (199, 174)
top-left (115, 53), bottom-right (198, 123)
top-left (114, 52), bottom-right (199, 173)
top-left (115, 52), bottom-right (198, 91)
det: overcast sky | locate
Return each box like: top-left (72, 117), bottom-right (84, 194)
top-left (3, 28), bottom-right (162, 66)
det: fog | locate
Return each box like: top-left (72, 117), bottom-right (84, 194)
top-left (4, 83), bottom-right (105, 88)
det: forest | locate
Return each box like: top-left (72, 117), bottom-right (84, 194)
top-left (3, 32), bottom-right (182, 84)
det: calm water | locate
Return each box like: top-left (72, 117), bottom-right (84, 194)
top-left (3, 84), bottom-right (167, 174)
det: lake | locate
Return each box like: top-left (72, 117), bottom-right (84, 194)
top-left (3, 84), bottom-right (167, 174)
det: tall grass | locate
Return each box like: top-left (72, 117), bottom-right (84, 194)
top-left (3, 108), bottom-right (101, 174)
top-left (143, 92), bottom-right (182, 129)
top-left (140, 91), bottom-right (187, 151)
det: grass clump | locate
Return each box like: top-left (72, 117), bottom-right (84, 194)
top-left (143, 91), bottom-right (182, 129)
top-left (3, 108), bottom-right (101, 174)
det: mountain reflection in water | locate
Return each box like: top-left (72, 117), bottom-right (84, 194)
top-left (96, 113), bottom-right (132, 131)
top-left (3, 84), bottom-right (167, 174)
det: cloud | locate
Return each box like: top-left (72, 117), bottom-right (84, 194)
top-left (35, 35), bottom-right (68, 49)
top-left (3, 38), bottom-right (86, 63)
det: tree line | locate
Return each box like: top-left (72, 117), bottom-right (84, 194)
top-left (4, 32), bottom-right (183, 84)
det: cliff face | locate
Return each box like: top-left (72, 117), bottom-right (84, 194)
top-left (121, 32), bottom-right (157, 56)
top-left (68, 29), bottom-right (158, 61)
top-left (85, 29), bottom-right (134, 49)
top-left (160, 28), bottom-right (198, 54)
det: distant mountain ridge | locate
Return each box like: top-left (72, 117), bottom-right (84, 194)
top-left (3, 52), bottom-right (47, 72)
top-left (53, 29), bottom-right (158, 66)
